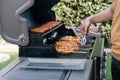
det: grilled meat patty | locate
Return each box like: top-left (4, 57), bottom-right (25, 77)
top-left (55, 36), bottom-right (82, 54)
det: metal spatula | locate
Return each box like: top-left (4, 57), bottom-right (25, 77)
top-left (81, 35), bottom-right (87, 46)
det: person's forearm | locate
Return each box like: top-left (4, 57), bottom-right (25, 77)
top-left (87, 6), bottom-right (114, 24)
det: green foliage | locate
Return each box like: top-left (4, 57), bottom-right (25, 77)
top-left (99, 22), bottom-right (111, 39)
top-left (99, 21), bottom-right (112, 47)
top-left (52, 0), bottom-right (112, 26)
top-left (0, 52), bottom-right (18, 70)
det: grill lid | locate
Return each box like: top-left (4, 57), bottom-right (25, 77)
top-left (0, 0), bottom-right (35, 46)
top-left (0, 0), bottom-right (60, 46)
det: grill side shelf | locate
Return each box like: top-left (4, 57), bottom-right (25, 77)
top-left (89, 37), bottom-right (104, 59)
top-left (89, 37), bottom-right (104, 80)
top-left (21, 58), bottom-right (87, 70)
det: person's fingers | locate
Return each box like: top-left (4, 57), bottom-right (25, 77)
top-left (83, 24), bottom-right (89, 35)
top-left (84, 20), bottom-right (91, 35)
top-left (80, 18), bottom-right (91, 35)
top-left (85, 26), bottom-right (89, 35)
top-left (84, 25), bottom-right (87, 35)
top-left (80, 25), bottom-right (85, 35)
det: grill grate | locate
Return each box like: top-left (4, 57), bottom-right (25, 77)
top-left (19, 23), bottom-right (96, 59)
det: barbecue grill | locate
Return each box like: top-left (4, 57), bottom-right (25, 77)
top-left (0, 0), bottom-right (105, 80)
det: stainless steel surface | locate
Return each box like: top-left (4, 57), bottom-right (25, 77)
top-left (0, 21), bottom-right (1, 35)
top-left (0, 57), bottom-right (93, 80)
top-left (21, 58), bottom-right (87, 70)
top-left (68, 60), bottom-right (93, 80)
top-left (0, 58), bottom-right (24, 78)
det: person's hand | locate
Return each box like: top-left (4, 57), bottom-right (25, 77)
top-left (80, 18), bottom-right (92, 35)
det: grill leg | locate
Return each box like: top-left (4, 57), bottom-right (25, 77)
top-left (93, 57), bottom-right (101, 80)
